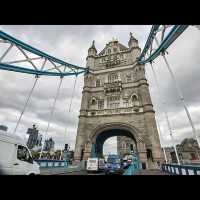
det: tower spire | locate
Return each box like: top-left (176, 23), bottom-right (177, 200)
top-left (128, 32), bottom-right (138, 48)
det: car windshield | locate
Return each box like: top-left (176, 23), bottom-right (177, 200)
top-left (107, 158), bottom-right (121, 164)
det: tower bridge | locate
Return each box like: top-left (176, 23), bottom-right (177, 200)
top-left (0, 25), bottom-right (200, 175)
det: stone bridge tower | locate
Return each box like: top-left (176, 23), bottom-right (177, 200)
top-left (74, 33), bottom-right (164, 169)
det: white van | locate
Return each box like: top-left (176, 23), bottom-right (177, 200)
top-left (0, 131), bottom-right (40, 175)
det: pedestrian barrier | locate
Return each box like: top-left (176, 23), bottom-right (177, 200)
top-left (35, 159), bottom-right (68, 168)
top-left (123, 153), bottom-right (140, 175)
top-left (162, 163), bottom-right (200, 175)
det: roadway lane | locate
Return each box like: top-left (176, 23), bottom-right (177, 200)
top-left (58, 170), bottom-right (106, 175)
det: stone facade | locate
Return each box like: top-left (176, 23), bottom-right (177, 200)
top-left (164, 138), bottom-right (200, 163)
top-left (74, 34), bottom-right (164, 169)
top-left (117, 136), bottom-right (136, 157)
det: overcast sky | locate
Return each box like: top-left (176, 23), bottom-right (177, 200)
top-left (0, 25), bottom-right (199, 154)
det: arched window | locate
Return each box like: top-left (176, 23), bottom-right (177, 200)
top-left (96, 79), bottom-right (101, 87)
top-left (91, 97), bottom-right (96, 105)
top-left (132, 94), bottom-right (138, 102)
top-left (131, 93), bottom-right (139, 106)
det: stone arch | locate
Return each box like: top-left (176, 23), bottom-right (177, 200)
top-left (87, 122), bottom-right (147, 159)
top-left (89, 122), bottom-right (143, 145)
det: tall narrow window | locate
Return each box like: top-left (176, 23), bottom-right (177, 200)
top-left (107, 95), bottom-right (120, 109)
top-left (96, 79), bottom-right (101, 87)
top-left (123, 100), bottom-right (129, 107)
top-left (91, 97), bottom-right (96, 105)
top-left (98, 100), bottom-right (104, 110)
top-left (108, 73), bottom-right (119, 83)
top-left (131, 94), bottom-right (139, 106)
top-left (126, 74), bottom-right (132, 82)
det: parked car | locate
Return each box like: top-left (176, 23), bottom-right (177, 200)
top-left (0, 130), bottom-right (40, 175)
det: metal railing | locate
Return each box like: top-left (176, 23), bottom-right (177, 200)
top-left (123, 153), bottom-right (141, 175)
top-left (35, 159), bottom-right (68, 168)
top-left (162, 163), bottom-right (200, 175)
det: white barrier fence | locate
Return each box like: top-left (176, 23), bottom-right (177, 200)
top-left (162, 164), bottom-right (200, 175)
top-left (35, 159), bottom-right (67, 168)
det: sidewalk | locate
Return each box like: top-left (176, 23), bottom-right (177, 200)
top-left (134, 169), bottom-right (171, 175)
top-left (40, 165), bottom-right (81, 175)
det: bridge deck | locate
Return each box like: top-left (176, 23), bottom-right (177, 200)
top-left (134, 169), bottom-right (171, 175)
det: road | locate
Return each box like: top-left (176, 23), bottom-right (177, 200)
top-left (58, 170), bottom-right (106, 175)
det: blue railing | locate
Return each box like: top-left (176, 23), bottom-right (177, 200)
top-left (162, 163), bottom-right (200, 175)
top-left (35, 159), bottom-right (68, 168)
top-left (123, 154), bottom-right (140, 175)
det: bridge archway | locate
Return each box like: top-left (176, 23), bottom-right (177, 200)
top-left (88, 123), bottom-right (142, 158)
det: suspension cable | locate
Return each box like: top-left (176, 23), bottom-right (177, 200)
top-left (156, 116), bottom-right (168, 163)
top-left (60, 75), bottom-right (78, 160)
top-left (69, 75), bottom-right (78, 113)
top-left (150, 62), bottom-right (180, 165)
top-left (154, 36), bottom-right (200, 160)
top-left (13, 75), bottom-right (39, 134)
top-left (39, 76), bottom-right (64, 159)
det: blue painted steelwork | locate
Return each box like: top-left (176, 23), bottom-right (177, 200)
top-left (35, 159), bottom-right (68, 168)
top-left (137, 25), bottom-right (160, 62)
top-left (162, 163), bottom-right (200, 175)
top-left (123, 153), bottom-right (140, 175)
top-left (0, 63), bottom-right (85, 77)
top-left (0, 30), bottom-right (87, 77)
top-left (138, 25), bottom-right (189, 65)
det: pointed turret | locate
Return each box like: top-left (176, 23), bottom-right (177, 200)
top-left (88, 40), bottom-right (97, 56)
top-left (128, 32), bottom-right (139, 49)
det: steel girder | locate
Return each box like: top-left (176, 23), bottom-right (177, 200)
top-left (0, 30), bottom-right (87, 77)
top-left (137, 25), bottom-right (189, 65)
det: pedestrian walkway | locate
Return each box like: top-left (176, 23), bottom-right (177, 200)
top-left (40, 165), bottom-right (81, 175)
top-left (134, 169), bottom-right (170, 175)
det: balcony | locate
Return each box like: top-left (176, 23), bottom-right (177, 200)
top-left (104, 81), bottom-right (122, 94)
top-left (87, 106), bottom-right (142, 116)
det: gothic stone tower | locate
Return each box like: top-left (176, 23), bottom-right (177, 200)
top-left (74, 33), bottom-right (164, 169)
top-left (117, 136), bottom-right (136, 157)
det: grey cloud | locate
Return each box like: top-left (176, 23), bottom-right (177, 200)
top-left (0, 25), bottom-right (199, 152)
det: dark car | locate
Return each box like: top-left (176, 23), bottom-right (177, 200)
top-left (105, 155), bottom-right (124, 175)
